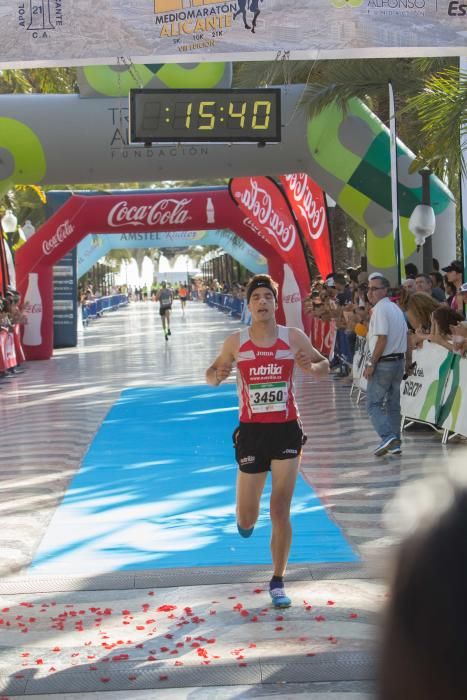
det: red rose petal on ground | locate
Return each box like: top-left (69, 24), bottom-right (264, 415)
top-left (159, 675), bottom-right (168, 680)
top-left (136, 626), bottom-right (145, 630)
top-left (100, 678), bottom-right (110, 683)
top-left (250, 616), bottom-right (258, 622)
top-left (276, 615), bottom-right (284, 621)
top-left (227, 596), bottom-right (236, 599)
top-left (147, 655), bottom-right (157, 661)
top-left (249, 643), bottom-right (257, 648)
top-left (128, 675), bottom-right (137, 681)
top-left (327, 600), bottom-right (335, 606)
top-left (240, 610), bottom-right (249, 617)
top-left (253, 588), bottom-right (263, 594)
top-left (350, 613), bottom-right (358, 619)
top-left (306, 652), bottom-right (316, 657)
top-left (20, 653), bottom-right (30, 657)
top-left (314, 615), bottom-right (326, 622)
top-left (36, 659), bottom-right (43, 665)
top-left (174, 660), bottom-right (184, 666)
top-left (238, 662), bottom-right (248, 667)
top-left (156, 605), bottom-right (176, 612)
top-left (274, 626), bottom-right (283, 631)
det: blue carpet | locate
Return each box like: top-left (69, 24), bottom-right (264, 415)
top-left (31, 385), bottom-right (358, 574)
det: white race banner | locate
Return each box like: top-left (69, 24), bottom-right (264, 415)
top-left (1, 2), bottom-right (466, 68)
top-left (440, 354), bottom-right (467, 438)
top-left (400, 342), bottom-right (454, 425)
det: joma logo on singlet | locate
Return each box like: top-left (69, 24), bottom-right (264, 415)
top-left (256, 351), bottom-right (274, 357)
top-left (250, 364), bottom-right (282, 376)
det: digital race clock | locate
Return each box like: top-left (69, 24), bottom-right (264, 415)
top-left (129, 88), bottom-right (281, 144)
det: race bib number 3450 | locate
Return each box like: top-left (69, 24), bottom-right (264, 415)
top-left (249, 381), bottom-right (287, 413)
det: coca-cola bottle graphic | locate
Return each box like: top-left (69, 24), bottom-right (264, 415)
top-left (282, 264), bottom-right (304, 331)
top-left (206, 197), bottom-right (215, 224)
top-left (23, 273), bottom-right (43, 346)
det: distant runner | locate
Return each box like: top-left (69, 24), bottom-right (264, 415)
top-left (179, 284), bottom-right (188, 316)
top-left (206, 274), bottom-right (329, 608)
top-left (156, 281), bottom-right (173, 341)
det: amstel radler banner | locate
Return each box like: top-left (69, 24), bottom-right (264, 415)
top-left (2, 1), bottom-right (466, 68)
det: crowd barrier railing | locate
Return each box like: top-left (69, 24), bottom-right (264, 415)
top-left (82, 294), bottom-right (129, 324)
top-left (205, 292), bottom-right (243, 318)
top-left (400, 342), bottom-right (467, 443)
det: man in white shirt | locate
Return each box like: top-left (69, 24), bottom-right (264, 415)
top-left (363, 276), bottom-right (408, 456)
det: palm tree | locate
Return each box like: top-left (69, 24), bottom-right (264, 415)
top-left (234, 57), bottom-right (463, 184)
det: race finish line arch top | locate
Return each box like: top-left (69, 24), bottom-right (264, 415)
top-left (16, 187), bottom-right (310, 360)
top-left (0, 1), bottom-right (465, 68)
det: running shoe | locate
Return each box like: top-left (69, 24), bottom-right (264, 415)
top-left (165, 333), bottom-right (168, 341)
top-left (237, 523), bottom-right (254, 538)
top-left (167, 328), bottom-right (171, 336)
top-left (269, 587), bottom-right (291, 608)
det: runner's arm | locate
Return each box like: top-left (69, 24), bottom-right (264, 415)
top-left (205, 334), bottom-right (237, 386)
top-left (290, 327), bottom-right (330, 378)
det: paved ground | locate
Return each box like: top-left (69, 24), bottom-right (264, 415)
top-left (0, 299), bottom-right (464, 698)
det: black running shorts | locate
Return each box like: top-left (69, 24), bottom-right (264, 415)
top-left (159, 306), bottom-right (172, 316)
top-left (232, 420), bottom-right (307, 474)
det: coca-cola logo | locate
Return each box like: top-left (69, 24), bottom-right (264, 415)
top-left (235, 180), bottom-right (296, 252)
top-left (283, 293), bottom-right (301, 304)
top-left (25, 303), bottom-right (42, 313)
top-left (107, 199), bottom-right (192, 228)
top-left (42, 220), bottom-right (75, 255)
top-left (284, 173), bottom-right (326, 240)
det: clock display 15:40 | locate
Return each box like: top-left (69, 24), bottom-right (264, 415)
top-left (143, 99), bottom-right (273, 131)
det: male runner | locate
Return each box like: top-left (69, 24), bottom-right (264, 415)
top-left (156, 281), bottom-right (173, 340)
top-left (179, 284), bottom-right (188, 316)
top-left (206, 274), bottom-right (329, 608)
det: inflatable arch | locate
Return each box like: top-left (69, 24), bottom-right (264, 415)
top-left (16, 187), bottom-right (307, 360)
top-left (0, 63), bottom-right (456, 281)
top-left (77, 229), bottom-right (267, 278)
top-left (44, 189), bottom-right (267, 278)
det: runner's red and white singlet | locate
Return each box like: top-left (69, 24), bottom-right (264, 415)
top-left (236, 326), bottom-right (299, 423)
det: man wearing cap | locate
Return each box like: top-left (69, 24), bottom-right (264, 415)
top-left (441, 260), bottom-right (464, 312)
top-left (363, 276), bottom-right (408, 456)
top-left (206, 274), bottom-right (329, 609)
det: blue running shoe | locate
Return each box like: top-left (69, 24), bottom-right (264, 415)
top-left (237, 523), bottom-right (254, 538)
top-left (269, 587), bottom-right (291, 608)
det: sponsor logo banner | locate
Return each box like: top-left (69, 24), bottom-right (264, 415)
top-left (2, 1), bottom-right (465, 68)
top-left (400, 342), bottom-right (455, 425)
top-left (279, 173), bottom-right (333, 279)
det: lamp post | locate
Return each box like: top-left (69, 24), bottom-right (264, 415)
top-left (1, 209), bottom-right (17, 236)
top-left (22, 220), bottom-right (36, 240)
top-left (408, 168), bottom-right (436, 271)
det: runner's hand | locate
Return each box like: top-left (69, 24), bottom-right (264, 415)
top-left (215, 363), bottom-right (232, 384)
top-left (295, 350), bottom-right (312, 371)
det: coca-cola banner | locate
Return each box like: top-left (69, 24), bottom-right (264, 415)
top-left (0, 2), bottom-right (464, 69)
top-left (229, 176), bottom-right (311, 332)
top-left (15, 187), bottom-right (283, 360)
top-left (279, 174), bottom-right (333, 279)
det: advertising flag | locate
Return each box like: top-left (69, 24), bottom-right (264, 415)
top-left (279, 173), bottom-right (333, 279)
top-left (229, 176), bottom-right (311, 331)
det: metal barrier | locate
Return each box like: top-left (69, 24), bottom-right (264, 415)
top-left (205, 292), bottom-right (243, 318)
top-left (82, 294), bottom-right (128, 324)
